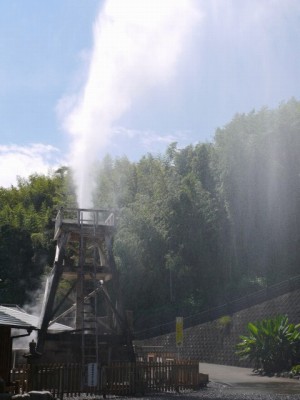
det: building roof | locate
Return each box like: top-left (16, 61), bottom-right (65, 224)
top-left (0, 305), bottom-right (71, 332)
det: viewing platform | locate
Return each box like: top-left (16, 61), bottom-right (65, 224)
top-left (54, 208), bottom-right (115, 241)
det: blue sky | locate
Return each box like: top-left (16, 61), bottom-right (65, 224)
top-left (1, 0), bottom-right (300, 188)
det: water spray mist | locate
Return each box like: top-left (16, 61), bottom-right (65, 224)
top-left (63, 0), bottom-right (200, 208)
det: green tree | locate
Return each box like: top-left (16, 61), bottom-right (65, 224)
top-left (0, 169), bottom-right (76, 306)
top-left (0, 225), bottom-right (43, 304)
top-left (214, 99), bottom-right (300, 292)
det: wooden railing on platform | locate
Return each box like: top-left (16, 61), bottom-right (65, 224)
top-left (10, 360), bottom-right (207, 398)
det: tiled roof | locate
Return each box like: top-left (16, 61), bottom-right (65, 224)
top-left (0, 305), bottom-right (71, 331)
top-left (0, 308), bottom-right (32, 329)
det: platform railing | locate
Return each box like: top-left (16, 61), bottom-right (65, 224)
top-left (54, 208), bottom-right (115, 239)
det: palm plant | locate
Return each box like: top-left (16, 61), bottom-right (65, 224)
top-left (236, 315), bottom-right (300, 373)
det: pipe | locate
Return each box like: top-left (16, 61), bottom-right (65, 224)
top-left (11, 327), bottom-right (34, 339)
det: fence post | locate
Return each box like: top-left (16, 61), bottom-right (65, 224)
top-left (58, 365), bottom-right (64, 400)
top-left (27, 364), bottom-right (34, 392)
top-left (100, 365), bottom-right (107, 398)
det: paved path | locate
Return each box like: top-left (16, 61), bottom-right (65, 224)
top-left (199, 363), bottom-right (300, 395)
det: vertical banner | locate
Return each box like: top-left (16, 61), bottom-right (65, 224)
top-left (87, 363), bottom-right (98, 387)
top-left (176, 316), bottom-right (183, 347)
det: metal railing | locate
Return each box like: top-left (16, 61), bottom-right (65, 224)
top-left (134, 275), bottom-right (300, 339)
top-left (54, 208), bottom-right (115, 239)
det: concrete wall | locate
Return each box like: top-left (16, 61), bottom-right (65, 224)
top-left (136, 288), bottom-right (300, 367)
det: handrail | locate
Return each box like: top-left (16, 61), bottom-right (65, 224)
top-left (54, 208), bottom-right (63, 240)
top-left (134, 274), bottom-right (300, 339)
top-left (54, 208), bottom-right (115, 233)
top-left (105, 212), bottom-right (114, 226)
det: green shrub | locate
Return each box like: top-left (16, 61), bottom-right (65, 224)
top-left (236, 315), bottom-right (300, 373)
top-left (218, 315), bottom-right (232, 334)
top-left (291, 365), bottom-right (300, 375)
top-left (218, 315), bottom-right (232, 326)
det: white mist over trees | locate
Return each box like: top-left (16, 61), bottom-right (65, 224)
top-left (62, 0), bottom-right (200, 208)
top-left (0, 100), bottom-right (299, 326)
top-left (93, 100), bottom-right (300, 325)
top-left (58, 0), bottom-right (300, 209)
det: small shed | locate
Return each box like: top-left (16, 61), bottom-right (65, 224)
top-left (0, 305), bottom-right (70, 386)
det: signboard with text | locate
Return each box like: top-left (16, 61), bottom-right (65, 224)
top-left (176, 316), bottom-right (183, 347)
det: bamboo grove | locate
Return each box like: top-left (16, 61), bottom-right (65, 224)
top-left (0, 99), bottom-right (300, 329)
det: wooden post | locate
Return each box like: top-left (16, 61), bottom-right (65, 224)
top-left (0, 327), bottom-right (12, 387)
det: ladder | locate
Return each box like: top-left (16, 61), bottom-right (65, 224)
top-left (78, 211), bottom-right (100, 388)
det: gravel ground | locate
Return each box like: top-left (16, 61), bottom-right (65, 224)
top-left (187, 382), bottom-right (300, 400)
top-left (69, 383), bottom-right (300, 400)
top-left (118, 387), bottom-right (300, 400)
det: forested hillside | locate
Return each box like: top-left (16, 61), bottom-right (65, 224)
top-left (0, 168), bottom-right (76, 304)
top-left (0, 99), bottom-right (299, 329)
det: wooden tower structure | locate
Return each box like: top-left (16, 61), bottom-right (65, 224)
top-left (36, 208), bottom-right (134, 376)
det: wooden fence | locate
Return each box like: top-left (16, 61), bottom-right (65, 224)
top-left (10, 361), bottom-right (207, 398)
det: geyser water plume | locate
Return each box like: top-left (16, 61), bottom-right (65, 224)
top-left (63, 0), bottom-right (200, 208)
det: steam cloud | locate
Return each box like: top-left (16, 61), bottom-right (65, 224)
top-left (63, 0), bottom-right (200, 208)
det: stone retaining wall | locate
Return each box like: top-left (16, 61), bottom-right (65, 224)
top-left (136, 288), bottom-right (300, 367)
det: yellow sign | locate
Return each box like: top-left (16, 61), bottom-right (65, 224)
top-left (176, 317), bottom-right (183, 347)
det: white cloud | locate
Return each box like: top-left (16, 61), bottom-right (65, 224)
top-left (140, 130), bottom-right (189, 147)
top-left (0, 143), bottom-right (63, 188)
top-left (112, 126), bottom-right (189, 148)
